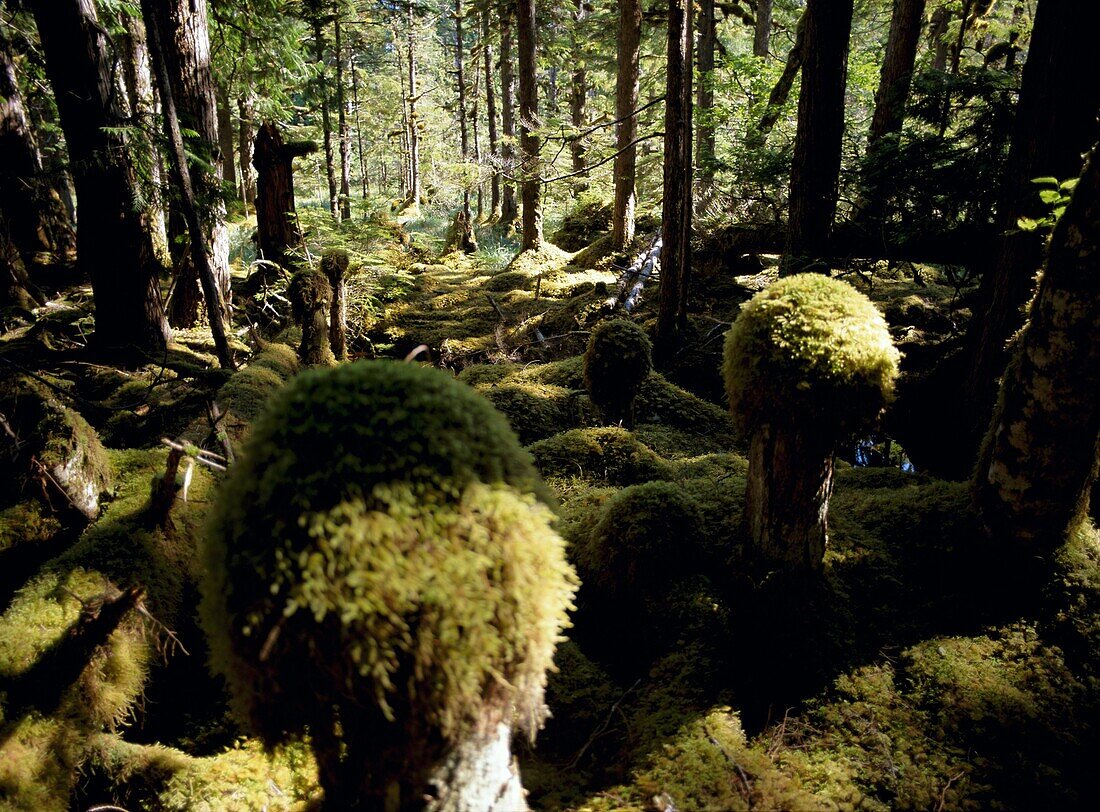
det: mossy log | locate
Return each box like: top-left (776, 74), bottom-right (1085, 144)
top-left (288, 269), bottom-right (335, 366)
top-left (321, 248), bottom-right (348, 360)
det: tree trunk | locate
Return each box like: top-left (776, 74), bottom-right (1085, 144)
top-left (0, 23), bottom-right (76, 264)
top-left (929, 6), bottom-right (950, 71)
top-left (455, 0), bottom-right (471, 222)
top-left (611, 0), bottom-right (642, 250)
top-left (155, 0), bottom-right (231, 329)
top-left (30, 0), bottom-right (169, 357)
top-left (141, 0), bottom-right (234, 370)
top-left (747, 9), bottom-right (807, 148)
top-left (782, 0), bottom-right (854, 274)
top-left (406, 1), bottom-right (422, 207)
top-left (499, 4), bottom-right (519, 229)
top-left (311, 8), bottom-right (338, 219)
top-left (655, 0), bottom-right (693, 359)
top-left (754, 0), bottom-right (773, 57)
top-left (696, 0), bottom-right (717, 188)
top-left (482, 10), bottom-right (501, 221)
top-left (217, 84), bottom-right (237, 193)
top-left (253, 123), bottom-right (310, 274)
top-left (351, 48), bottom-right (369, 201)
top-left (289, 269), bottom-right (335, 367)
top-left (974, 140), bottom-right (1100, 549)
top-left (516, 0), bottom-right (542, 251)
top-left (867, 0), bottom-right (926, 148)
top-left (322, 249), bottom-right (348, 361)
top-left (335, 14), bottom-right (352, 221)
top-left (568, 0), bottom-right (588, 176)
top-left (746, 421), bottom-right (834, 572)
top-left (238, 95), bottom-right (256, 211)
top-left (962, 0), bottom-right (1100, 468)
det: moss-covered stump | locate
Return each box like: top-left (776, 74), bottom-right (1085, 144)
top-left (584, 319), bottom-right (653, 428)
top-left (0, 375), bottom-right (112, 520)
top-left (320, 248), bottom-right (349, 361)
top-left (724, 274), bottom-right (899, 572)
top-left (443, 210), bottom-right (478, 254)
top-left (288, 268), bottom-right (335, 366)
top-left (201, 361), bottom-right (576, 811)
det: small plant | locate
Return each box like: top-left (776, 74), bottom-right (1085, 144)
top-left (583, 319), bottom-right (653, 428)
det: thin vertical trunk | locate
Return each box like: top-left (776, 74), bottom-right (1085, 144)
top-left (696, 0), bottom-right (717, 188)
top-left (482, 9), bottom-right (501, 221)
top-left (31, 0), bottom-right (169, 356)
top-left (311, 10), bottom-right (338, 219)
top-left (754, 0), bottom-right (773, 58)
top-left (974, 140), bottom-right (1100, 549)
top-left (499, 4), bottom-right (518, 228)
top-left (782, 0), bottom-right (854, 274)
top-left (238, 95), bottom-right (255, 211)
top-left (406, 2), bottom-right (421, 206)
top-left (747, 9), bottom-right (807, 148)
top-left (351, 49), bottom-right (369, 201)
top-left (929, 6), bottom-right (950, 71)
top-left (216, 84), bottom-right (237, 193)
top-left (335, 14), bottom-right (351, 220)
top-left (569, 0), bottom-right (588, 175)
top-left (472, 60), bottom-right (484, 220)
top-left (611, 0), bottom-right (642, 250)
top-left (516, 0), bottom-right (542, 251)
top-left (455, 0), bottom-right (471, 220)
top-left (656, 0), bottom-right (693, 359)
top-left (141, 0), bottom-right (233, 370)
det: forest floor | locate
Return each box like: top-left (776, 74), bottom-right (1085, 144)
top-left (1, 206), bottom-right (1098, 811)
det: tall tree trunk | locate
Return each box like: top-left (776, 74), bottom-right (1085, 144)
top-left (782, 0), bottom-right (854, 275)
top-left (611, 0), bottom-right (642, 250)
top-left (406, 1), bottom-right (421, 207)
top-left (155, 0), bottom-right (231, 330)
top-left (961, 0), bottom-right (1100, 466)
top-left (455, 0), bottom-right (471, 221)
top-left (928, 6), bottom-right (950, 71)
top-left (974, 139), bottom-right (1100, 550)
top-left (0, 23), bottom-right (75, 264)
top-left (747, 9), bottom-right (807, 148)
top-left (696, 0), bottom-right (717, 188)
top-left (238, 95), bottom-right (256, 211)
top-left (754, 0), bottom-right (773, 57)
top-left (335, 13), bottom-right (351, 221)
top-left (516, 0), bottom-right (542, 251)
top-left (569, 0), bottom-right (588, 176)
top-left (141, 0), bottom-right (233, 369)
top-left (482, 9), bottom-right (501, 221)
top-left (499, 4), bottom-right (519, 228)
top-left (310, 8), bottom-right (338, 219)
top-left (351, 49), bottom-right (369, 201)
top-left (472, 61), bottom-right (484, 220)
top-left (30, 0), bottom-right (169, 357)
top-left (216, 84), bottom-right (237, 193)
top-left (253, 123), bottom-right (310, 273)
top-left (656, 0), bottom-right (693, 360)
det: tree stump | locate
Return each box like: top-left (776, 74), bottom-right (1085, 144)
top-left (321, 248), bottom-right (348, 361)
top-left (288, 268), bottom-right (335, 367)
top-left (253, 123), bottom-right (316, 278)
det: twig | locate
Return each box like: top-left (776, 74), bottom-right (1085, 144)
top-left (160, 438), bottom-right (227, 471)
top-left (703, 722), bottom-right (753, 800)
top-left (568, 678), bottom-right (641, 768)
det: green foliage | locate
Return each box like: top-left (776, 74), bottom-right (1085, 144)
top-left (723, 274), bottom-right (900, 438)
top-left (583, 319), bottom-right (653, 424)
top-left (1016, 176), bottom-right (1078, 233)
top-left (200, 360), bottom-right (568, 757)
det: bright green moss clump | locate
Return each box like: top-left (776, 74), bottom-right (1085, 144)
top-left (201, 361), bottom-right (576, 806)
top-left (584, 319), bottom-right (653, 427)
top-left (723, 274), bottom-right (900, 436)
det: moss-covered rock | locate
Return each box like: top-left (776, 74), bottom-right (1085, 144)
top-left (201, 361), bottom-right (576, 808)
top-left (584, 319), bottom-right (652, 428)
top-left (551, 197), bottom-right (612, 252)
top-left (528, 427), bottom-right (673, 486)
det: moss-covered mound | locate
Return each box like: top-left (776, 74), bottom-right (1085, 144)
top-left (584, 319), bottom-right (653, 425)
top-left (528, 427), bottom-right (673, 486)
top-left (200, 360), bottom-right (576, 803)
top-left (551, 197), bottom-right (612, 251)
top-left (724, 274), bottom-right (900, 436)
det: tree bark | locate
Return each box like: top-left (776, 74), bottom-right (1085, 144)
top-left (322, 249), bottom-right (348, 361)
top-left (746, 421), bottom-right (834, 572)
top-left (482, 10), bottom-right (501, 221)
top-left (217, 84), bottom-right (237, 192)
top-left (253, 123), bottom-right (310, 274)
top-left (569, 1), bottom-right (588, 176)
top-left (30, 0), bottom-right (169, 357)
top-left (962, 0), bottom-right (1100, 467)
top-left (974, 140), bottom-right (1100, 549)
top-left (928, 6), bottom-right (950, 72)
top-left (696, 0), bottom-right (717, 188)
top-left (516, 0), bottom-right (542, 251)
top-left (238, 95), bottom-right (256, 211)
top-left (867, 0), bottom-right (926, 148)
top-left (406, 1), bottom-right (422, 207)
top-left (142, 0), bottom-right (234, 370)
top-left (754, 0), bottom-right (773, 58)
top-left (499, 3), bottom-right (519, 229)
top-left (656, 0), bottom-right (693, 359)
top-left (782, 0), bottom-right (854, 274)
top-left (455, 0), bottom-right (471, 222)
top-left (611, 0), bottom-right (642, 250)
top-left (747, 8), bottom-right (807, 148)
top-left (335, 13), bottom-right (352, 220)
top-left (310, 5), bottom-right (338, 219)
top-left (0, 22), bottom-right (76, 264)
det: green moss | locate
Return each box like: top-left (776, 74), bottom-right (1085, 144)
top-left (584, 320), bottom-right (652, 426)
top-left (723, 274), bottom-right (900, 438)
top-left (200, 360), bottom-right (575, 799)
top-left (216, 365), bottom-right (285, 424)
top-left (320, 247), bottom-right (349, 277)
top-left (478, 380), bottom-right (580, 444)
top-left (247, 342), bottom-right (300, 380)
top-left (528, 427), bottom-right (673, 486)
top-left (0, 500), bottom-right (61, 553)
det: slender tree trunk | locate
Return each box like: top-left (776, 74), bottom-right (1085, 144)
top-left (782, 0), bottom-right (854, 274)
top-left (611, 0), bottom-right (642, 250)
top-left (754, 0), bottom-right (773, 57)
top-left (350, 50), bottom-right (369, 202)
top-left (406, 1), bottom-right (421, 207)
top-left (929, 6), bottom-right (950, 71)
top-left (499, 4), bottom-right (519, 228)
top-left (311, 8), bottom-right (338, 219)
top-left (962, 0), bottom-right (1100, 464)
top-left (30, 0), bottom-right (169, 356)
top-left (482, 10), bottom-right (501, 221)
top-left (696, 0), bottom-right (717, 188)
top-left (974, 140), bottom-right (1100, 550)
top-left (656, 0), bottom-right (693, 359)
top-left (747, 9), bottom-right (808, 148)
top-left (569, 0), bottom-right (588, 176)
top-left (516, 0), bottom-right (542, 251)
top-left (216, 84), bottom-right (237, 193)
top-left (238, 95), bottom-right (256, 211)
top-left (335, 14), bottom-right (351, 220)
top-left (455, 0), bottom-right (471, 220)
top-left (0, 23), bottom-right (75, 264)
top-left (472, 62), bottom-right (484, 221)
top-left (141, 0), bottom-right (233, 369)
